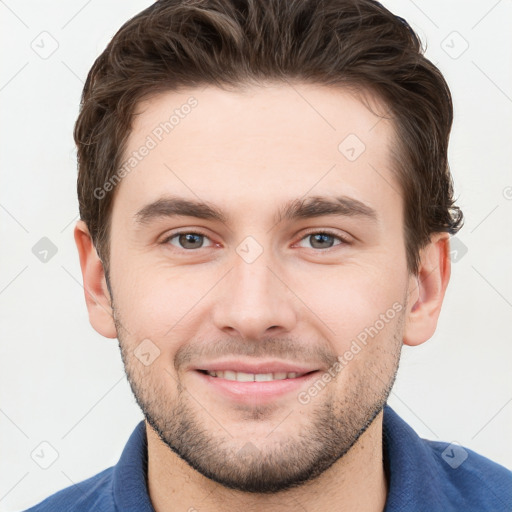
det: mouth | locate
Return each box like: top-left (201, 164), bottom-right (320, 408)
top-left (193, 368), bottom-right (321, 403)
top-left (196, 369), bottom-right (316, 382)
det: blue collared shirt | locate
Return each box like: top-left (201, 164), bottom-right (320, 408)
top-left (23, 405), bottom-right (512, 511)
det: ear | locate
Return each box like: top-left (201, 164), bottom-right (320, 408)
top-left (74, 220), bottom-right (117, 339)
top-left (403, 232), bottom-right (451, 346)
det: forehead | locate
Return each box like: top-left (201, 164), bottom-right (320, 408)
top-left (112, 83), bottom-right (401, 227)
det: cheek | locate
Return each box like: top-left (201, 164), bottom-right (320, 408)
top-left (111, 235), bottom-right (407, 350)
top-left (113, 263), bottom-right (212, 342)
top-left (298, 263), bottom-right (406, 349)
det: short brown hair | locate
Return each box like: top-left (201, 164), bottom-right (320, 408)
top-left (74, 0), bottom-right (463, 280)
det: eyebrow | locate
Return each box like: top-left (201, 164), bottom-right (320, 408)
top-left (133, 194), bottom-right (378, 227)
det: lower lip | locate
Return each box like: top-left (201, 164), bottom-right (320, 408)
top-left (193, 370), bottom-right (320, 403)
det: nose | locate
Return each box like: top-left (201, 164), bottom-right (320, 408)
top-left (211, 246), bottom-right (298, 340)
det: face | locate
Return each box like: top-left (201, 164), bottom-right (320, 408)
top-left (107, 83), bottom-right (411, 493)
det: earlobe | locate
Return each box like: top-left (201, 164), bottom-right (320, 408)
top-left (403, 233), bottom-right (451, 347)
top-left (74, 220), bottom-right (117, 339)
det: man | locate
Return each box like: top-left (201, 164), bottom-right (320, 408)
top-left (24, 0), bottom-right (512, 511)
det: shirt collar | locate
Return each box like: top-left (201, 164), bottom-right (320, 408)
top-left (112, 419), bottom-right (155, 512)
top-left (382, 405), bottom-right (448, 511)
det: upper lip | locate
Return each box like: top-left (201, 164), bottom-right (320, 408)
top-left (193, 360), bottom-right (320, 375)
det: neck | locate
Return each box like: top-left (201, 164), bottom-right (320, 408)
top-left (146, 410), bottom-right (387, 512)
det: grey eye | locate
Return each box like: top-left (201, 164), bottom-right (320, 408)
top-left (167, 232), bottom-right (213, 250)
top-left (298, 232), bottom-right (343, 250)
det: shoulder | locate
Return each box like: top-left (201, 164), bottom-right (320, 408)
top-left (383, 405), bottom-right (512, 511)
top-left (22, 466), bottom-right (115, 512)
top-left (424, 438), bottom-right (512, 510)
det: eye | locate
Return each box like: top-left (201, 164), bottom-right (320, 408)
top-left (161, 229), bottom-right (350, 252)
top-left (295, 230), bottom-right (350, 250)
top-left (163, 231), bottom-right (214, 250)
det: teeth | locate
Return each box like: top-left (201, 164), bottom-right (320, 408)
top-left (255, 373), bottom-right (273, 381)
top-left (205, 370), bottom-right (304, 381)
top-left (236, 371), bottom-right (254, 382)
top-left (224, 370), bottom-right (236, 381)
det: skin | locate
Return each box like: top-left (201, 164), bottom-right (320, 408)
top-left (75, 83), bottom-right (451, 512)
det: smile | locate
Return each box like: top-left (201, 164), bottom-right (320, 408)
top-left (200, 370), bottom-right (310, 382)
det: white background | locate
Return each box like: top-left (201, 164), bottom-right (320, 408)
top-left (1, 1), bottom-right (511, 510)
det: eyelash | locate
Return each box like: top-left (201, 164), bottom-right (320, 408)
top-left (161, 229), bottom-right (351, 252)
